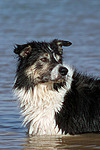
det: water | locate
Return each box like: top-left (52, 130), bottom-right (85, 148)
top-left (0, 0), bottom-right (100, 149)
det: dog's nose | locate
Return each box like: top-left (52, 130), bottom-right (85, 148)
top-left (59, 66), bottom-right (68, 76)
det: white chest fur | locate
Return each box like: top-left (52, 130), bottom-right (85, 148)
top-left (15, 84), bottom-right (67, 135)
top-left (14, 65), bottom-right (74, 135)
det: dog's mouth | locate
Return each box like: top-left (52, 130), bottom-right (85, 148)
top-left (40, 76), bottom-right (66, 84)
top-left (40, 77), bottom-right (66, 91)
top-left (51, 77), bottom-right (65, 83)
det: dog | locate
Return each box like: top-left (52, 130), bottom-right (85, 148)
top-left (13, 39), bottom-right (100, 136)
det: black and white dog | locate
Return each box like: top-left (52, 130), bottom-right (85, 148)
top-left (14, 39), bottom-right (100, 136)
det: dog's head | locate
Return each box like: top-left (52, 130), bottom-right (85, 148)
top-left (14, 39), bottom-right (72, 90)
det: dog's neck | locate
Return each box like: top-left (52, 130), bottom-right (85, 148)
top-left (14, 83), bottom-right (67, 135)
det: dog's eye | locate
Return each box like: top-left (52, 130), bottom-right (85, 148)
top-left (40, 58), bottom-right (48, 62)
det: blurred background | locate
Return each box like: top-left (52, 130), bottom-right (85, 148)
top-left (0, 0), bottom-right (100, 149)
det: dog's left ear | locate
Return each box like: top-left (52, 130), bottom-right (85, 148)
top-left (14, 44), bottom-right (32, 58)
top-left (52, 39), bottom-right (72, 54)
top-left (57, 40), bottom-right (72, 54)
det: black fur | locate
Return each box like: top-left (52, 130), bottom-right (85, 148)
top-left (14, 39), bottom-right (100, 135)
top-left (55, 70), bottom-right (100, 134)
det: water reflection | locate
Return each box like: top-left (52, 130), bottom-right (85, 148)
top-left (1, 132), bottom-right (100, 149)
top-left (23, 134), bottom-right (100, 150)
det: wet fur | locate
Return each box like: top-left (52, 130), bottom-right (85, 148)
top-left (13, 39), bottom-right (100, 135)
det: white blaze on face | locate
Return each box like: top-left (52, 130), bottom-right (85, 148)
top-left (48, 46), bottom-right (61, 62)
top-left (48, 46), bottom-right (53, 52)
top-left (53, 53), bottom-right (61, 62)
top-left (51, 64), bottom-right (62, 81)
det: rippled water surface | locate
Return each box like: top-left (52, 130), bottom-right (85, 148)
top-left (0, 0), bottom-right (100, 149)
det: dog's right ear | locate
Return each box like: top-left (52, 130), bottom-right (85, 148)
top-left (14, 44), bottom-right (32, 58)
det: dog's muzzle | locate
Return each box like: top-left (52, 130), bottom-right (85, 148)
top-left (51, 65), bottom-right (68, 81)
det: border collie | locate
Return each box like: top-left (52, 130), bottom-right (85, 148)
top-left (13, 39), bottom-right (100, 136)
